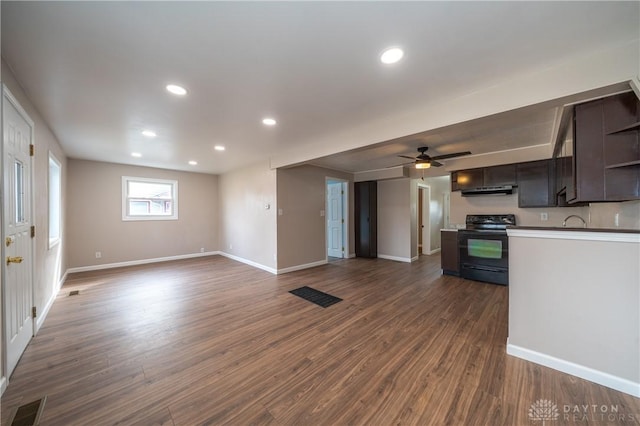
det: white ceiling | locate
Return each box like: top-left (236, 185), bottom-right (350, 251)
top-left (2, 1), bottom-right (639, 174)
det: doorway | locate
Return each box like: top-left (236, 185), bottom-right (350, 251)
top-left (418, 185), bottom-right (430, 255)
top-left (3, 85), bottom-right (35, 379)
top-left (326, 178), bottom-right (348, 259)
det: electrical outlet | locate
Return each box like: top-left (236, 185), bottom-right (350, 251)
top-left (540, 212), bottom-right (548, 221)
top-left (95, 251), bottom-right (102, 259)
top-left (229, 244), bottom-right (233, 250)
top-left (200, 247), bottom-right (205, 253)
top-left (615, 213), bottom-right (620, 227)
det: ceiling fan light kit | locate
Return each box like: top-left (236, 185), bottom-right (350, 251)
top-left (396, 146), bottom-right (472, 169)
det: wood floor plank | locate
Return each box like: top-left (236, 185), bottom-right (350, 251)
top-left (1, 254), bottom-right (639, 425)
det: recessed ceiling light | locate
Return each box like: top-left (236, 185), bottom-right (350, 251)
top-left (131, 152), bottom-right (142, 158)
top-left (166, 84), bottom-right (187, 96)
top-left (141, 130), bottom-right (157, 138)
top-left (188, 160), bottom-right (198, 166)
top-left (262, 118), bottom-right (277, 126)
top-left (380, 47), bottom-right (404, 64)
top-left (214, 145), bottom-right (226, 151)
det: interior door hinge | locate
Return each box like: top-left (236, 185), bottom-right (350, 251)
top-left (31, 226), bottom-right (35, 238)
top-left (341, 219), bottom-right (344, 223)
top-left (32, 306), bottom-right (37, 318)
top-left (30, 144), bottom-right (35, 156)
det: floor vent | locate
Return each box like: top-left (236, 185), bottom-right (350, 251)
top-left (69, 290), bottom-right (80, 296)
top-left (10, 396), bottom-right (46, 426)
top-left (289, 286), bottom-right (342, 308)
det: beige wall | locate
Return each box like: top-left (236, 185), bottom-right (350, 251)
top-left (508, 230), bottom-right (639, 394)
top-left (67, 159), bottom-right (218, 268)
top-left (218, 160), bottom-right (277, 271)
top-left (276, 165), bottom-right (353, 270)
top-left (2, 59), bottom-right (68, 386)
top-left (421, 175), bottom-right (450, 252)
top-left (378, 178), bottom-right (412, 261)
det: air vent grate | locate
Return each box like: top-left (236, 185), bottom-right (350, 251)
top-left (10, 396), bottom-right (46, 426)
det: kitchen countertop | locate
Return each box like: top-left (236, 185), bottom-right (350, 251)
top-left (440, 228), bottom-right (458, 232)
top-left (508, 225), bottom-right (640, 234)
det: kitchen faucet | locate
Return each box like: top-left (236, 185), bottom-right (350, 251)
top-left (562, 214), bottom-right (587, 228)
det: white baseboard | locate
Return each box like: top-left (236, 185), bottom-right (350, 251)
top-left (66, 251), bottom-right (220, 274)
top-left (0, 375), bottom-right (6, 397)
top-left (507, 340), bottom-right (640, 397)
top-left (378, 254), bottom-right (413, 263)
top-left (218, 252), bottom-right (277, 275)
top-left (347, 252), bottom-right (356, 259)
top-left (426, 247), bottom-right (441, 255)
top-left (277, 259), bottom-right (327, 274)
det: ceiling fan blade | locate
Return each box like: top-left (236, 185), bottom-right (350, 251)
top-left (398, 155), bottom-right (417, 160)
top-left (430, 160), bottom-right (444, 167)
top-left (430, 151), bottom-right (472, 161)
top-left (386, 161), bottom-right (413, 168)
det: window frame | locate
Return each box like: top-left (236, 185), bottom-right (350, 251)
top-left (48, 152), bottom-right (62, 248)
top-left (122, 176), bottom-right (178, 221)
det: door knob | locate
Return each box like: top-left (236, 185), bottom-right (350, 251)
top-left (6, 256), bottom-right (23, 265)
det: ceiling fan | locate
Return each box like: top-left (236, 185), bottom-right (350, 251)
top-left (397, 146), bottom-right (472, 169)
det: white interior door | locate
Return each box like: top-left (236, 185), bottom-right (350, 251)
top-left (3, 87), bottom-right (34, 377)
top-left (327, 182), bottom-right (344, 258)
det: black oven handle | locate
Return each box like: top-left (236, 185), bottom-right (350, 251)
top-left (462, 264), bottom-right (507, 273)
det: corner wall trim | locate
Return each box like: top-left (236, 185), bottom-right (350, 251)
top-left (218, 252), bottom-right (277, 275)
top-left (66, 251), bottom-right (221, 274)
top-left (0, 376), bottom-right (6, 397)
top-left (277, 259), bottom-right (327, 274)
top-left (378, 254), bottom-right (413, 263)
top-left (506, 340), bottom-right (640, 397)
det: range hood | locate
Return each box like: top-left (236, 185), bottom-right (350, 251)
top-left (461, 185), bottom-right (515, 196)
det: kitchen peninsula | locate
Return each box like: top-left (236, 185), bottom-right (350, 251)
top-left (506, 226), bottom-right (640, 397)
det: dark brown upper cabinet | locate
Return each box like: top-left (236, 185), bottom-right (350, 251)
top-left (572, 91), bottom-right (640, 202)
top-left (517, 159), bottom-right (556, 208)
top-left (451, 164), bottom-right (516, 191)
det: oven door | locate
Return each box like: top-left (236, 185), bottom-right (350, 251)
top-left (458, 231), bottom-right (509, 285)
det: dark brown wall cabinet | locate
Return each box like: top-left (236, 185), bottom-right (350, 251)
top-left (451, 164), bottom-right (516, 191)
top-left (571, 91), bottom-right (640, 202)
top-left (516, 159), bottom-right (556, 208)
top-left (355, 181), bottom-right (377, 258)
top-left (440, 231), bottom-right (459, 276)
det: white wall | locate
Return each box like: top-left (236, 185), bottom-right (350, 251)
top-left (218, 160), bottom-right (277, 272)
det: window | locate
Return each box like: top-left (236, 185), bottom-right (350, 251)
top-left (49, 154), bottom-right (62, 247)
top-left (122, 176), bottom-right (178, 221)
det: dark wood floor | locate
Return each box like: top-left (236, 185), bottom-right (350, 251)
top-left (2, 255), bottom-right (639, 425)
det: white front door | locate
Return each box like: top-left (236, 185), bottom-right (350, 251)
top-left (327, 182), bottom-right (344, 258)
top-left (3, 87), bottom-right (34, 377)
